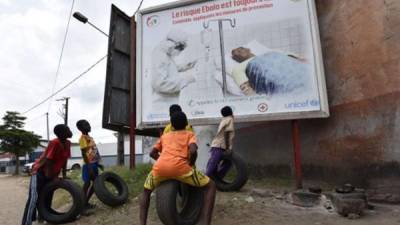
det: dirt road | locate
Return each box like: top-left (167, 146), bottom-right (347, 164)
top-left (3, 175), bottom-right (400, 225)
top-left (0, 174), bottom-right (30, 225)
top-left (66, 189), bottom-right (400, 225)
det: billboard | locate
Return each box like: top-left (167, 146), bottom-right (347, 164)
top-left (103, 5), bottom-right (131, 132)
top-left (137, 0), bottom-right (329, 128)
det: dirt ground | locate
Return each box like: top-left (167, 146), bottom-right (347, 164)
top-left (0, 174), bottom-right (31, 225)
top-left (3, 175), bottom-right (400, 225)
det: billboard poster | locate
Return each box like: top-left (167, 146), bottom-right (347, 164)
top-left (137, 0), bottom-right (329, 128)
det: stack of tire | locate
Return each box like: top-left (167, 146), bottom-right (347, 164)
top-left (38, 172), bottom-right (129, 224)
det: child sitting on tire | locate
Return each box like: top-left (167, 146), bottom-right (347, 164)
top-left (163, 104), bottom-right (193, 134)
top-left (22, 124), bottom-right (72, 225)
top-left (206, 106), bottom-right (235, 177)
top-left (76, 119), bottom-right (102, 211)
top-left (139, 111), bottom-right (217, 225)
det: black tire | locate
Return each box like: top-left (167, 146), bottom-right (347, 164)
top-left (37, 180), bottom-right (85, 224)
top-left (93, 172), bottom-right (129, 207)
top-left (156, 180), bottom-right (204, 225)
top-left (211, 153), bottom-right (248, 192)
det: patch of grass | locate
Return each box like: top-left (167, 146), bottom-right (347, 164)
top-left (67, 164), bottom-right (152, 198)
top-left (51, 189), bottom-right (73, 212)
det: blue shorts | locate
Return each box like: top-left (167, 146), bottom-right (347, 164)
top-left (82, 162), bottom-right (99, 183)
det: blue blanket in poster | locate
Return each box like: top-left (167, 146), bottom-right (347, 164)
top-left (246, 52), bottom-right (310, 95)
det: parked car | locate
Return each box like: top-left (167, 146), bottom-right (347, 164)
top-left (23, 158), bottom-right (83, 175)
top-left (67, 158), bottom-right (83, 171)
top-left (23, 162), bottom-right (34, 174)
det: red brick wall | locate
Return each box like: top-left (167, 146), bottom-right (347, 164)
top-left (317, 0), bottom-right (400, 105)
top-left (236, 0), bottom-right (400, 184)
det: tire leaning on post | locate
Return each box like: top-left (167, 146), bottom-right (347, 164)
top-left (93, 171), bottom-right (129, 207)
top-left (37, 179), bottom-right (85, 224)
top-left (211, 153), bottom-right (249, 192)
top-left (156, 180), bottom-right (204, 225)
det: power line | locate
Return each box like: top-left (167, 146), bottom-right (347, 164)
top-left (25, 113), bottom-right (46, 124)
top-left (47, 0), bottom-right (75, 113)
top-left (24, 1), bottom-right (143, 115)
top-left (23, 55), bottom-right (107, 115)
top-left (133, 0), bottom-right (145, 16)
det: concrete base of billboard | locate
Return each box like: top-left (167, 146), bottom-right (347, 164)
top-left (193, 125), bottom-right (218, 171)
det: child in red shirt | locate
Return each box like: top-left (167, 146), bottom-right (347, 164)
top-left (22, 124), bottom-right (72, 225)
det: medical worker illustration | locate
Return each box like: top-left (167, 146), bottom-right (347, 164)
top-left (151, 29), bottom-right (197, 105)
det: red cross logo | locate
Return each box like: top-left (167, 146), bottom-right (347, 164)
top-left (257, 103), bottom-right (268, 112)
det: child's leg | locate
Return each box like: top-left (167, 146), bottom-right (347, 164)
top-left (200, 180), bottom-right (216, 225)
top-left (86, 163), bottom-right (98, 206)
top-left (139, 188), bottom-right (153, 225)
top-left (82, 163), bottom-right (97, 206)
top-left (21, 175), bottom-right (38, 225)
top-left (217, 159), bottom-right (232, 178)
top-left (83, 181), bottom-right (95, 205)
top-left (36, 172), bottom-right (53, 221)
top-left (140, 171), bottom-right (163, 225)
top-left (180, 169), bottom-right (216, 225)
top-left (205, 147), bottom-right (224, 176)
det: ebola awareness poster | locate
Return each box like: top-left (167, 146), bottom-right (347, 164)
top-left (136, 0), bottom-right (329, 128)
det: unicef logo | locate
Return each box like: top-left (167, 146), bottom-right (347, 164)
top-left (146, 15), bottom-right (160, 27)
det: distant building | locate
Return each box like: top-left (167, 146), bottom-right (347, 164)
top-left (0, 138), bottom-right (150, 174)
top-left (0, 152), bottom-right (28, 174)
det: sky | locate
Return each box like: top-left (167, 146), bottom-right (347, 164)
top-left (0, 0), bottom-right (174, 144)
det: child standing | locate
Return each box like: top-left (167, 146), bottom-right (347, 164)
top-left (139, 111), bottom-right (216, 225)
top-left (22, 124), bottom-right (72, 225)
top-left (206, 106), bottom-right (235, 177)
top-left (76, 120), bottom-right (101, 210)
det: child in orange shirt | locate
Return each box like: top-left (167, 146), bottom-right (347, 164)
top-left (139, 111), bottom-right (216, 225)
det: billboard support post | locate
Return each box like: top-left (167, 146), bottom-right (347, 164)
top-left (292, 120), bottom-right (303, 189)
top-left (129, 17), bottom-right (137, 170)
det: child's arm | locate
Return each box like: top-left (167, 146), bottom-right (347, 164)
top-left (81, 148), bottom-right (90, 164)
top-left (150, 138), bottom-right (162, 160)
top-left (62, 161), bottom-right (68, 179)
top-left (150, 148), bottom-right (160, 160)
top-left (224, 131), bottom-right (233, 154)
top-left (188, 143), bottom-right (198, 166)
top-left (80, 137), bottom-right (91, 164)
top-left (43, 141), bottom-right (58, 178)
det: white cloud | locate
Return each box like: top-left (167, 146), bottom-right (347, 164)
top-left (0, 0), bottom-right (174, 144)
top-left (0, 0), bottom-right (11, 6)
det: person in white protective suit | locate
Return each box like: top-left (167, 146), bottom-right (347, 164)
top-left (151, 30), bottom-right (197, 106)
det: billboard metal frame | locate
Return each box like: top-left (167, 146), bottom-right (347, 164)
top-left (136, 0), bottom-right (329, 128)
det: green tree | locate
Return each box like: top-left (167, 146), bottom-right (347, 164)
top-left (0, 111), bottom-right (41, 175)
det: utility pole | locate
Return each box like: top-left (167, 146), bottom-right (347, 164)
top-left (117, 132), bottom-right (125, 165)
top-left (45, 112), bottom-right (50, 142)
top-left (65, 97), bottom-right (69, 125)
top-left (57, 97), bottom-right (70, 125)
top-left (114, 132), bottom-right (125, 166)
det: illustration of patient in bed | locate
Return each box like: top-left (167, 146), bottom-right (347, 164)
top-left (229, 46), bottom-right (310, 96)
